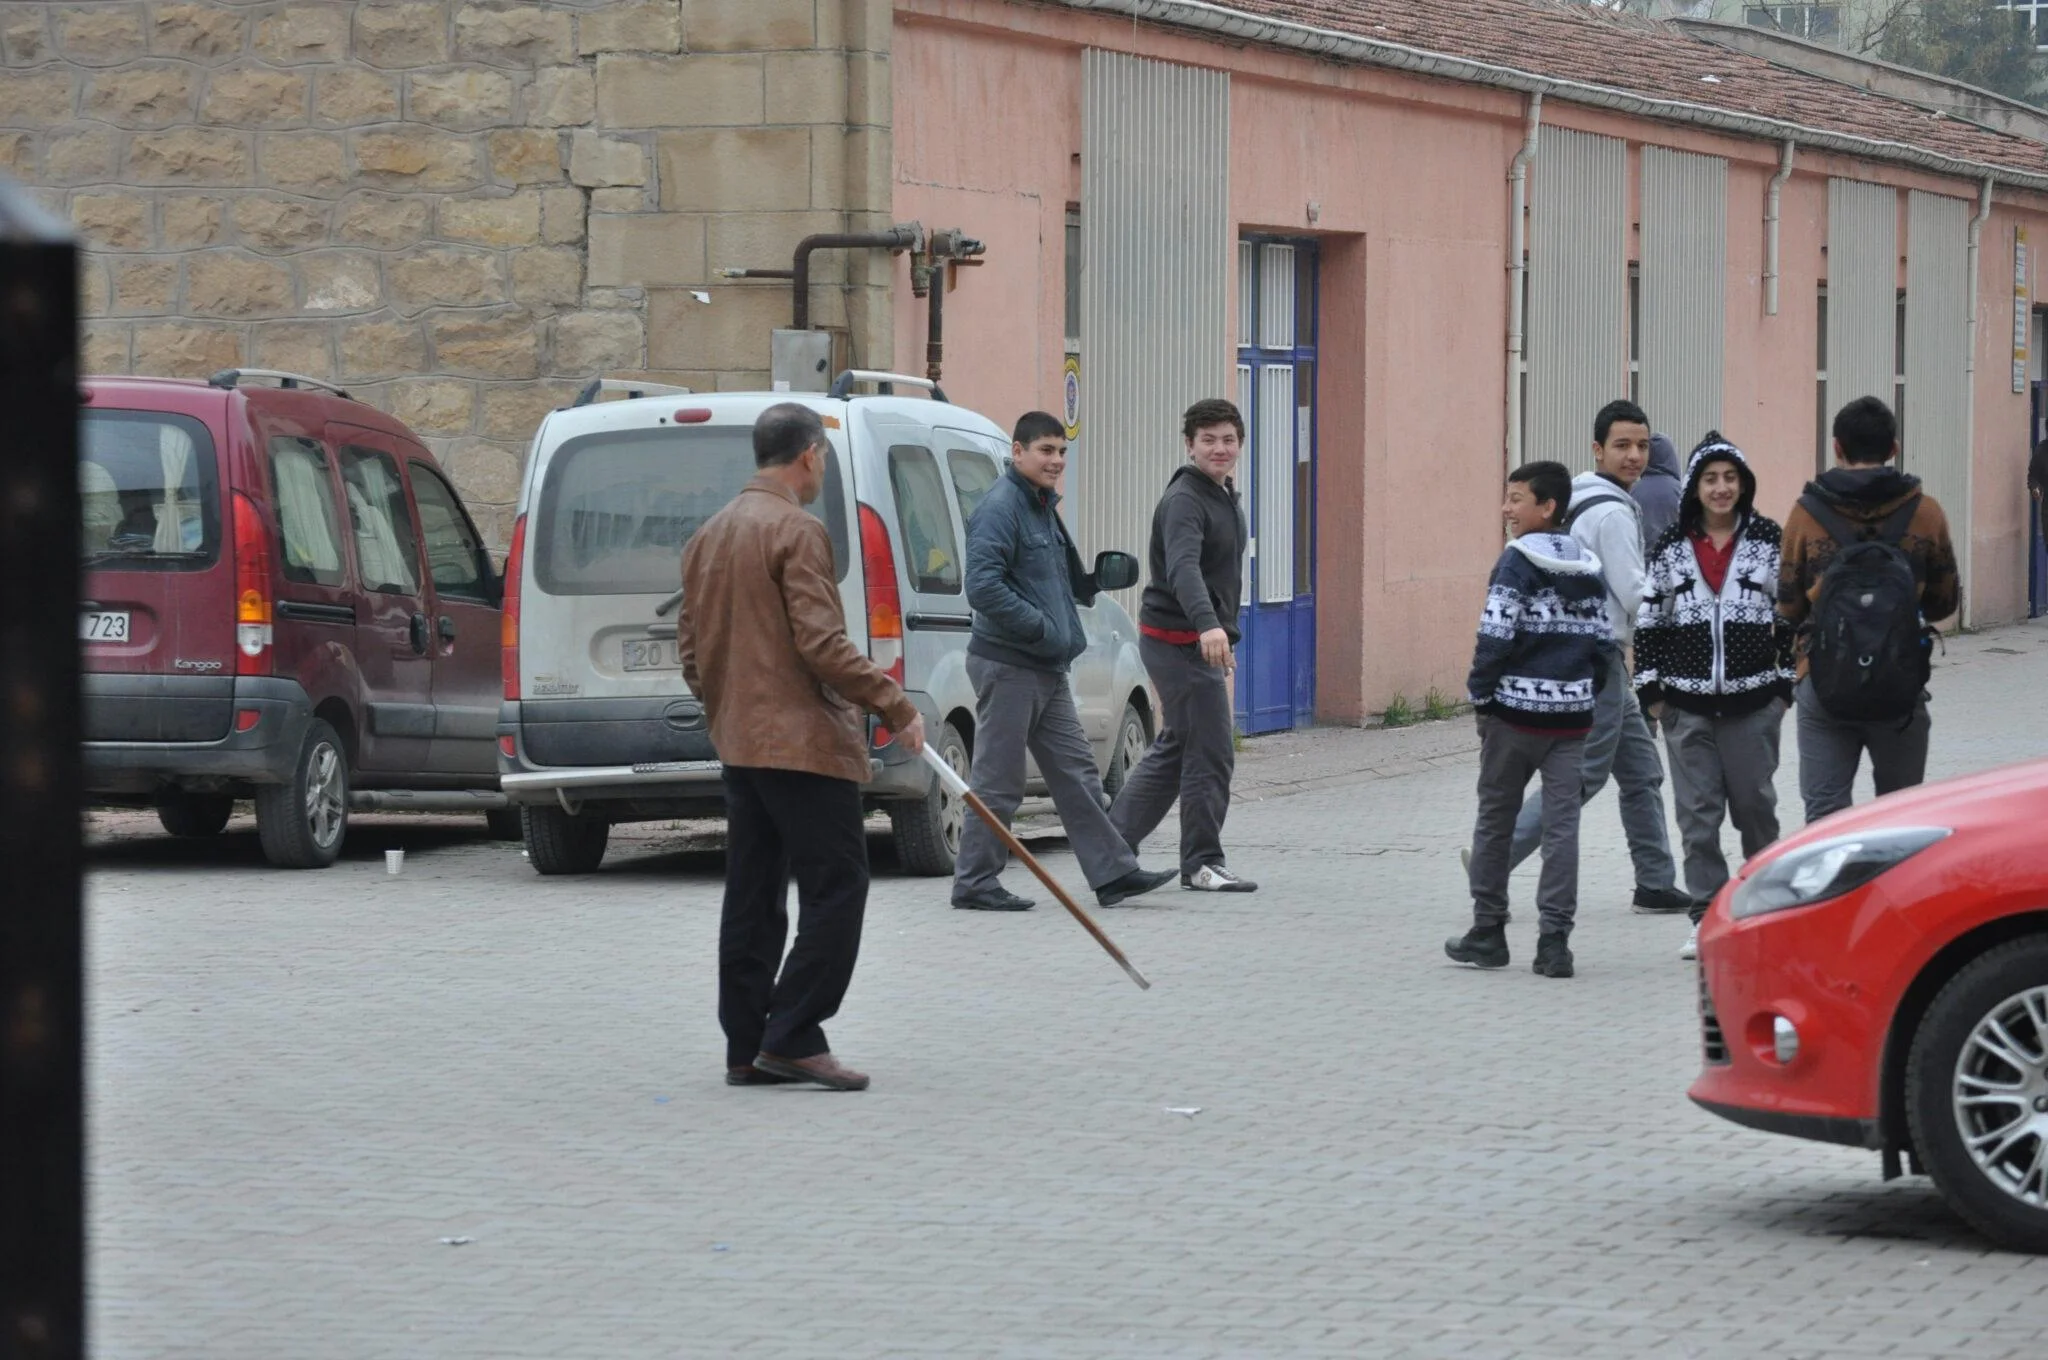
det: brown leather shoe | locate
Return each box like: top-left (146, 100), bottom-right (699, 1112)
top-left (753, 1051), bottom-right (870, 1091)
top-left (725, 1065), bottom-right (801, 1087)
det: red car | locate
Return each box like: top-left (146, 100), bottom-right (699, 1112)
top-left (1691, 757), bottom-right (2048, 1252)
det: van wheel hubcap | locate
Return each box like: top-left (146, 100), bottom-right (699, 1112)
top-left (305, 744), bottom-right (344, 848)
top-left (939, 739), bottom-right (968, 855)
top-left (1118, 718), bottom-right (1147, 778)
top-left (1952, 984), bottom-right (2048, 1209)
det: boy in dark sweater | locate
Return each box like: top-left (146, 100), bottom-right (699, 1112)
top-left (1445, 461), bottom-right (1613, 979)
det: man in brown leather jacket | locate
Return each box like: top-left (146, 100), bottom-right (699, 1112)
top-left (679, 403), bottom-right (926, 1092)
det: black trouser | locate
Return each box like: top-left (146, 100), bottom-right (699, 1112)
top-left (718, 765), bottom-right (869, 1070)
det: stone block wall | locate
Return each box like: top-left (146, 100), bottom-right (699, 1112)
top-left (2, 0), bottom-right (894, 547)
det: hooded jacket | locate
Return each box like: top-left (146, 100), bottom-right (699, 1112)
top-left (1139, 463), bottom-right (1248, 644)
top-left (1777, 464), bottom-right (1960, 674)
top-left (1631, 433), bottom-right (1683, 550)
top-left (1566, 470), bottom-right (1647, 644)
top-left (1634, 440), bottom-right (1795, 717)
top-left (1467, 531), bottom-right (1612, 732)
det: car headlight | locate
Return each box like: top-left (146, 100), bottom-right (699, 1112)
top-left (1728, 827), bottom-right (1950, 919)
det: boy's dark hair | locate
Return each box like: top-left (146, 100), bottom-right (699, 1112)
top-left (1012, 410), bottom-right (1065, 447)
top-left (1182, 397), bottom-right (1245, 443)
top-left (1509, 460), bottom-right (1573, 525)
top-left (753, 402), bottom-right (827, 468)
top-left (1832, 396), bottom-right (1898, 465)
top-left (1593, 399), bottom-right (1651, 446)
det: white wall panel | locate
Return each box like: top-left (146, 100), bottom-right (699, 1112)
top-left (1255, 364), bottom-right (1296, 603)
top-left (1078, 49), bottom-right (1231, 567)
top-left (1827, 179), bottom-right (1899, 423)
top-left (1905, 189), bottom-right (1971, 604)
top-left (1527, 127), bottom-right (1627, 473)
top-left (1640, 147), bottom-right (1726, 452)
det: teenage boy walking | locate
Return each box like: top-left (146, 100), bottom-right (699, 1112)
top-left (1109, 398), bottom-right (1257, 893)
top-left (1779, 396), bottom-right (1959, 823)
top-left (1495, 400), bottom-right (1689, 915)
top-left (1446, 461), bottom-right (1611, 979)
top-left (952, 412), bottom-right (1176, 911)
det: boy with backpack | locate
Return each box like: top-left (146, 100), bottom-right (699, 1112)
top-left (1445, 461), bottom-right (1612, 980)
top-left (1779, 397), bottom-right (1960, 823)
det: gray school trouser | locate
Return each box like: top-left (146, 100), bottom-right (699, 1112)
top-left (1794, 677), bottom-right (1931, 826)
top-left (1661, 700), bottom-right (1786, 915)
top-left (1108, 634), bottom-right (1235, 878)
top-left (1471, 717), bottom-right (1584, 935)
top-left (953, 655), bottom-right (1141, 896)
top-left (1508, 650), bottom-right (1676, 892)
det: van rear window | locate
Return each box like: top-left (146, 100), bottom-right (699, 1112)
top-left (79, 411), bottom-right (220, 570)
top-left (533, 426), bottom-right (849, 596)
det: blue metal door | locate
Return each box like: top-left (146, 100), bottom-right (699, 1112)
top-left (2032, 380), bottom-right (2046, 618)
top-left (1234, 238), bottom-right (1318, 734)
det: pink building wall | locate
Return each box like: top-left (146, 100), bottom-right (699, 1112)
top-left (892, 0), bottom-right (2046, 724)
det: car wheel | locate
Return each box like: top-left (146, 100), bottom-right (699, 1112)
top-left (889, 722), bottom-right (969, 877)
top-left (253, 719), bottom-right (348, 869)
top-left (523, 804), bottom-right (610, 875)
top-left (1905, 935), bottom-right (2048, 1253)
top-left (484, 807), bottom-right (524, 841)
top-left (157, 792), bottom-right (233, 839)
top-left (1102, 701), bottom-right (1150, 802)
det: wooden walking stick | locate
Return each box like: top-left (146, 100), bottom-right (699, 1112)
top-left (919, 743), bottom-right (1152, 990)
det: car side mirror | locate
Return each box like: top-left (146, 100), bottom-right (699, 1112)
top-left (1094, 550), bottom-right (1140, 592)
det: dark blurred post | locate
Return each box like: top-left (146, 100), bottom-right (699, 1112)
top-left (0, 181), bottom-right (84, 1357)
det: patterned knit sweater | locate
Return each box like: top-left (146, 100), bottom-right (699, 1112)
top-left (1466, 532), bottom-right (1612, 731)
top-left (1634, 514), bottom-right (1796, 717)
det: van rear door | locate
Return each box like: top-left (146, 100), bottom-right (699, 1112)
top-left (516, 413), bottom-right (855, 768)
top-left (79, 405), bottom-right (234, 741)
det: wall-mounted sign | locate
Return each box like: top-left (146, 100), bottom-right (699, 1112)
top-left (2016, 227), bottom-right (2031, 395)
top-left (1063, 355), bottom-right (1082, 440)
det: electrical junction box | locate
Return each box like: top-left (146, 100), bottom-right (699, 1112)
top-left (771, 329), bottom-right (834, 393)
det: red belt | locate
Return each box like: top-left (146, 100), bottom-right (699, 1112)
top-left (1140, 624), bottom-right (1203, 645)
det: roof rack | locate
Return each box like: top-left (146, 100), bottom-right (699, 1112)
top-left (207, 368), bottom-right (353, 400)
top-left (571, 377), bottom-right (693, 407)
top-left (827, 370), bottom-right (949, 403)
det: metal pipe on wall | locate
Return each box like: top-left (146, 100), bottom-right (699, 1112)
top-left (790, 226), bottom-right (921, 330)
top-left (1963, 175), bottom-right (1995, 628)
top-left (1505, 92), bottom-right (1543, 472)
top-left (1765, 139), bottom-right (1796, 316)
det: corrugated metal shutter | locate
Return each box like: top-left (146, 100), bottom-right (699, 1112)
top-left (1640, 147), bottom-right (1726, 452)
top-left (1077, 49), bottom-right (1231, 568)
top-left (1904, 189), bottom-right (1971, 608)
top-left (1527, 127), bottom-right (1627, 472)
top-left (1826, 179), bottom-right (1899, 422)
top-left (1255, 364), bottom-right (1296, 603)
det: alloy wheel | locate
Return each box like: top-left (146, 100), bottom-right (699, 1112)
top-left (1952, 984), bottom-right (2048, 1210)
top-left (304, 742), bottom-right (345, 849)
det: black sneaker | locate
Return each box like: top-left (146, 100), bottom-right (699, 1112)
top-left (1443, 922), bottom-right (1509, 969)
top-left (1096, 866), bottom-right (1176, 907)
top-left (1631, 884), bottom-right (1693, 915)
top-left (952, 887), bottom-right (1035, 912)
top-left (1532, 931), bottom-right (1575, 978)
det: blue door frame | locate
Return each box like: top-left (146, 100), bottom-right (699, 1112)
top-left (1234, 236), bottom-right (1317, 735)
top-left (2032, 380), bottom-right (2046, 618)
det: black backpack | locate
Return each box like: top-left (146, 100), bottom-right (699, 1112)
top-left (1800, 493), bottom-right (1931, 721)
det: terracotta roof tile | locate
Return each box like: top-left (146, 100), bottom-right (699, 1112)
top-left (1165, 0), bottom-right (2048, 179)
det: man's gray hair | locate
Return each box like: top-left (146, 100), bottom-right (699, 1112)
top-left (754, 402), bottom-right (827, 468)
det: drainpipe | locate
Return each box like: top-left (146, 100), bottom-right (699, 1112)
top-left (1505, 92), bottom-right (1542, 471)
top-left (1962, 176), bottom-right (1994, 629)
top-left (790, 225), bottom-right (922, 330)
top-left (1765, 139), bottom-right (1795, 317)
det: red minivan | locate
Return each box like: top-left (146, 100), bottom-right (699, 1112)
top-left (81, 369), bottom-right (511, 867)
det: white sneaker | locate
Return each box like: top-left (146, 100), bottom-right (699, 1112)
top-left (1460, 847), bottom-right (1471, 874)
top-left (1184, 864), bottom-right (1258, 893)
top-left (1679, 923), bottom-right (1699, 961)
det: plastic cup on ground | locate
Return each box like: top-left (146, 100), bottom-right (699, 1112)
top-left (385, 849), bottom-right (403, 876)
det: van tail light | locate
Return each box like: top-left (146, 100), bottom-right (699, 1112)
top-left (231, 492), bottom-right (273, 676)
top-left (858, 503), bottom-right (906, 747)
top-left (501, 513), bottom-right (526, 701)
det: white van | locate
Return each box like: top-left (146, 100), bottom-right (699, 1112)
top-left (496, 372), bottom-right (1157, 875)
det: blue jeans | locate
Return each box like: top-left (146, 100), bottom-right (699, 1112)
top-left (1507, 651), bottom-right (1676, 890)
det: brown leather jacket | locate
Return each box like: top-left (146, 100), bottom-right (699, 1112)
top-left (678, 475), bottom-right (917, 784)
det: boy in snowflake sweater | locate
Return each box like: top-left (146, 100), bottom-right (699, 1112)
top-left (1445, 461), bottom-right (1613, 980)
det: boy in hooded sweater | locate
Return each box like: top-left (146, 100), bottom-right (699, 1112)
top-left (1446, 461), bottom-right (1613, 979)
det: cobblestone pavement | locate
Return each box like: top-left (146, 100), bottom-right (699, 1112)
top-left (88, 621), bottom-right (2048, 1359)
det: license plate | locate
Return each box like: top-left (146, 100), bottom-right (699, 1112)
top-left (622, 637), bottom-right (680, 672)
top-left (81, 611), bottom-right (130, 642)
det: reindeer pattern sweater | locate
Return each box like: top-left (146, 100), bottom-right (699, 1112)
top-left (1466, 532), bottom-right (1613, 733)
